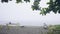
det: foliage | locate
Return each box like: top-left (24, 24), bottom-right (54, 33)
top-left (6, 24), bottom-right (11, 30)
top-left (31, 0), bottom-right (40, 10)
top-left (54, 25), bottom-right (60, 30)
top-left (47, 25), bottom-right (54, 34)
top-left (0, 25), bottom-right (2, 31)
top-left (1, 0), bottom-right (60, 15)
top-left (48, 25), bottom-right (60, 34)
top-left (41, 0), bottom-right (60, 15)
top-left (16, 0), bottom-right (22, 3)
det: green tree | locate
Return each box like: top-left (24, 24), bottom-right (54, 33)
top-left (1, 0), bottom-right (60, 15)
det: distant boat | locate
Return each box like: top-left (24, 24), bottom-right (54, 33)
top-left (6, 22), bottom-right (20, 26)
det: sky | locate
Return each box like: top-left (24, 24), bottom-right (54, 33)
top-left (0, 0), bottom-right (60, 26)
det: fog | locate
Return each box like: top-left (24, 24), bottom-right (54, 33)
top-left (0, 0), bottom-right (60, 26)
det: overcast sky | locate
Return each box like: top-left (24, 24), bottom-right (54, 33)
top-left (0, 0), bottom-right (60, 26)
